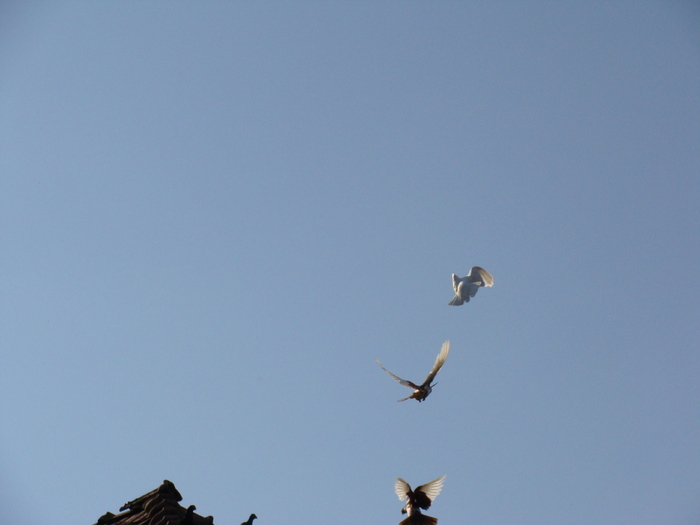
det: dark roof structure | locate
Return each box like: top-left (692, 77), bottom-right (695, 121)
top-left (94, 480), bottom-right (214, 525)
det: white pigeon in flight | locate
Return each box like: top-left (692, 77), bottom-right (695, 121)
top-left (448, 266), bottom-right (494, 306)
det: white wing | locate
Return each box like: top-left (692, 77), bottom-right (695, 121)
top-left (414, 475), bottom-right (446, 503)
top-left (377, 359), bottom-right (419, 390)
top-left (395, 478), bottom-right (412, 501)
top-left (422, 341), bottom-right (450, 386)
top-left (467, 266), bottom-right (494, 287)
top-left (451, 273), bottom-right (462, 293)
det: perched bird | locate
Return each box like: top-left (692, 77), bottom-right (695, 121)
top-left (376, 341), bottom-right (450, 402)
top-left (395, 475), bottom-right (445, 525)
top-left (448, 266), bottom-right (494, 306)
top-left (240, 513), bottom-right (257, 525)
top-left (179, 505), bottom-right (196, 525)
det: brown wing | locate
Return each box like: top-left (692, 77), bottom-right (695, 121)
top-left (412, 475), bottom-right (446, 510)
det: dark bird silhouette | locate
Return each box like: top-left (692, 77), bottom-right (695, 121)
top-left (376, 341), bottom-right (450, 402)
top-left (448, 266), bottom-right (494, 305)
top-left (180, 505), bottom-right (196, 525)
top-left (240, 513), bottom-right (257, 525)
top-left (395, 476), bottom-right (445, 525)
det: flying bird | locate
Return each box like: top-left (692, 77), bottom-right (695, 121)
top-left (395, 475), bottom-right (445, 525)
top-left (448, 266), bottom-right (494, 306)
top-left (376, 341), bottom-right (450, 402)
top-left (240, 514), bottom-right (257, 525)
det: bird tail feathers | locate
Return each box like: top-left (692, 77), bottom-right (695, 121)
top-left (448, 294), bottom-right (464, 306)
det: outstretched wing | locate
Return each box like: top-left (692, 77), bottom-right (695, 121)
top-left (467, 266), bottom-right (494, 287)
top-left (377, 359), bottom-right (420, 390)
top-left (413, 475), bottom-right (446, 509)
top-left (451, 273), bottom-right (462, 293)
top-left (395, 477), bottom-right (412, 501)
top-left (422, 341), bottom-right (450, 386)
top-left (449, 275), bottom-right (465, 305)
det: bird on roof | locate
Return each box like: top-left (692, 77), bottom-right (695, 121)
top-left (240, 513), bottom-right (257, 525)
top-left (376, 341), bottom-right (450, 402)
top-left (448, 266), bottom-right (494, 306)
top-left (395, 475), bottom-right (445, 525)
top-left (179, 505), bottom-right (196, 525)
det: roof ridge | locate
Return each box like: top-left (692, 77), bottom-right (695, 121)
top-left (119, 480), bottom-right (182, 512)
top-left (94, 480), bottom-right (211, 525)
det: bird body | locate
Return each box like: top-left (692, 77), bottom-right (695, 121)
top-left (377, 341), bottom-right (450, 402)
top-left (179, 505), bottom-right (196, 525)
top-left (448, 266), bottom-right (494, 306)
top-left (240, 514), bottom-right (257, 525)
top-left (395, 476), bottom-right (445, 525)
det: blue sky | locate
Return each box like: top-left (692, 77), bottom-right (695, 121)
top-left (1, 3), bottom-right (699, 524)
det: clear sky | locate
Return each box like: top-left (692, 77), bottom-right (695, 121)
top-left (1, 3), bottom-right (699, 525)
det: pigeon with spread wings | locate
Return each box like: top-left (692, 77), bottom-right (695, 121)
top-left (448, 266), bottom-right (494, 306)
top-left (376, 341), bottom-right (450, 402)
top-left (395, 475), bottom-right (445, 525)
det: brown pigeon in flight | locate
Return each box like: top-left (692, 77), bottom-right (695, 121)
top-left (394, 475), bottom-right (446, 525)
top-left (376, 341), bottom-right (450, 402)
